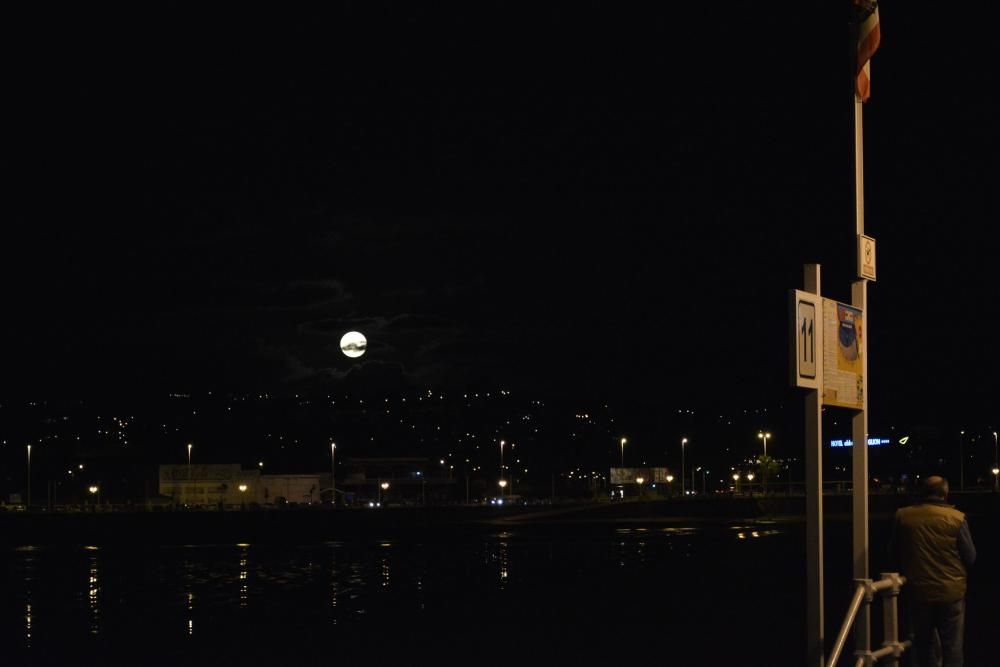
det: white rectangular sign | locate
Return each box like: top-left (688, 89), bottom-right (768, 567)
top-left (857, 234), bottom-right (876, 281)
top-left (789, 290), bottom-right (822, 390)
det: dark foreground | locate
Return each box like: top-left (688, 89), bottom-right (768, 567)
top-left (2, 494), bottom-right (997, 666)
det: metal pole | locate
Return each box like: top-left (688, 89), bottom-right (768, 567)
top-left (828, 583), bottom-right (866, 667)
top-left (853, 578), bottom-right (874, 666)
top-left (26, 444), bottom-right (31, 509)
top-left (880, 572), bottom-right (902, 667)
top-left (499, 440), bottom-right (505, 499)
top-left (959, 431), bottom-right (964, 492)
top-left (805, 264), bottom-right (825, 667)
top-left (681, 438), bottom-right (687, 496)
top-left (994, 431), bottom-right (998, 492)
top-left (330, 442), bottom-right (336, 508)
top-left (852, 82), bottom-right (871, 660)
top-left (852, 279), bottom-right (870, 660)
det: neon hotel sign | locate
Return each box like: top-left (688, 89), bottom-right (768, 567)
top-left (830, 437), bottom-right (891, 448)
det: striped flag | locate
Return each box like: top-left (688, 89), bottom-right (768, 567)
top-left (854, 0), bottom-right (881, 102)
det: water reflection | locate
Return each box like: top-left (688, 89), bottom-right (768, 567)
top-left (184, 559), bottom-right (195, 637)
top-left (498, 541), bottom-right (510, 588)
top-left (732, 525), bottom-right (783, 540)
top-left (23, 554), bottom-right (35, 649)
top-left (380, 542), bottom-right (392, 590)
top-left (1, 525), bottom-right (806, 660)
top-left (329, 545), bottom-right (339, 624)
top-left (88, 550), bottom-right (100, 636)
top-left (238, 544), bottom-right (249, 609)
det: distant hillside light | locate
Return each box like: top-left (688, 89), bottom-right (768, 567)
top-left (340, 331), bottom-right (367, 358)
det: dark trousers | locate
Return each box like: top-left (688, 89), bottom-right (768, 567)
top-left (908, 598), bottom-right (965, 667)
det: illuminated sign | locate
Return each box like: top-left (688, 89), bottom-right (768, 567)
top-left (829, 437), bottom-right (891, 448)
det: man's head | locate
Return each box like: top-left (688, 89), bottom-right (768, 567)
top-left (923, 475), bottom-right (949, 500)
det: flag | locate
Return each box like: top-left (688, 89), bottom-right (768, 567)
top-left (854, 0), bottom-right (881, 102)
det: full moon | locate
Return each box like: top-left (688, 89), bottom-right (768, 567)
top-left (339, 331), bottom-right (367, 358)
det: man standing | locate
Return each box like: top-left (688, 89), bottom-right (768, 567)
top-left (889, 475), bottom-right (976, 666)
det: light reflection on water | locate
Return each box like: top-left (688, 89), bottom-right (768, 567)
top-left (88, 552), bottom-right (100, 636)
top-left (3, 524), bottom-right (792, 663)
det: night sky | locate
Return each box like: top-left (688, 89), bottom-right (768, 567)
top-left (5, 4), bottom-right (999, 431)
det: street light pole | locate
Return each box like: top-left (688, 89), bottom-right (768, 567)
top-left (499, 440), bottom-right (505, 499)
top-left (959, 431), bottom-right (964, 492)
top-left (681, 438), bottom-right (688, 496)
top-left (620, 438), bottom-right (626, 467)
top-left (26, 444), bottom-right (32, 509)
top-left (330, 441), bottom-right (337, 508)
top-left (993, 431), bottom-right (998, 491)
top-left (758, 431), bottom-right (771, 458)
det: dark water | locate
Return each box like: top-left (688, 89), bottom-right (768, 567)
top-left (2, 518), bottom-right (995, 666)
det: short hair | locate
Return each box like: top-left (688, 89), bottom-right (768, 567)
top-left (923, 475), bottom-right (949, 499)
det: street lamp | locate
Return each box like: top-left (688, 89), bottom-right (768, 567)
top-left (378, 481), bottom-right (389, 505)
top-left (620, 438), bottom-right (627, 467)
top-left (89, 485), bottom-right (99, 508)
top-left (187, 443), bottom-right (193, 480)
top-left (758, 432), bottom-right (771, 458)
top-left (993, 468), bottom-right (999, 492)
top-left (26, 444), bottom-right (32, 509)
top-left (500, 440), bottom-right (506, 498)
top-left (747, 472), bottom-right (755, 497)
top-left (330, 441), bottom-right (337, 508)
top-left (732, 472), bottom-right (740, 495)
top-left (636, 476), bottom-right (644, 499)
top-left (993, 432), bottom-right (998, 490)
top-left (681, 438), bottom-right (688, 496)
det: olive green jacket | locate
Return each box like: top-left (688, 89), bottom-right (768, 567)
top-left (890, 499), bottom-right (976, 604)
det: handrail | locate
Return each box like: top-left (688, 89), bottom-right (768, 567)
top-left (829, 585), bottom-right (867, 666)
top-left (826, 573), bottom-right (907, 667)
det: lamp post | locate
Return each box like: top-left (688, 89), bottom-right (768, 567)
top-left (379, 481), bottom-right (389, 505)
top-left (620, 438), bottom-right (626, 467)
top-left (758, 431), bottom-right (771, 458)
top-left (732, 472), bottom-right (740, 495)
top-left (681, 438), bottom-right (688, 496)
top-left (959, 431), bottom-right (965, 492)
top-left (26, 444), bottom-right (32, 509)
top-left (635, 476), bottom-right (644, 499)
top-left (500, 440), bottom-right (506, 498)
top-left (330, 441), bottom-right (337, 508)
top-left (498, 479), bottom-right (508, 501)
top-left (89, 485), bottom-right (99, 508)
top-left (187, 443), bottom-right (193, 479)
top-left (747, 472), bottom-right (755, 497)
top-left (993, 432), bottom-right (998, 491)
top-left (666, 474), bottom-right (674, 498)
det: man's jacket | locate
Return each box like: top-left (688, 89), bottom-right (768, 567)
top-left (890, 498), bottom-right (976, 604)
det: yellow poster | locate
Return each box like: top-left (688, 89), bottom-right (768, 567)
top-left (822, 299), bottom-right (864, 409)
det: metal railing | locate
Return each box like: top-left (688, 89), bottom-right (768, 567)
top-left (827, 572), bottom-right (911, 667)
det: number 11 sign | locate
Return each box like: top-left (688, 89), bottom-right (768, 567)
top-left (789, 290), bottom-right (823, 390)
